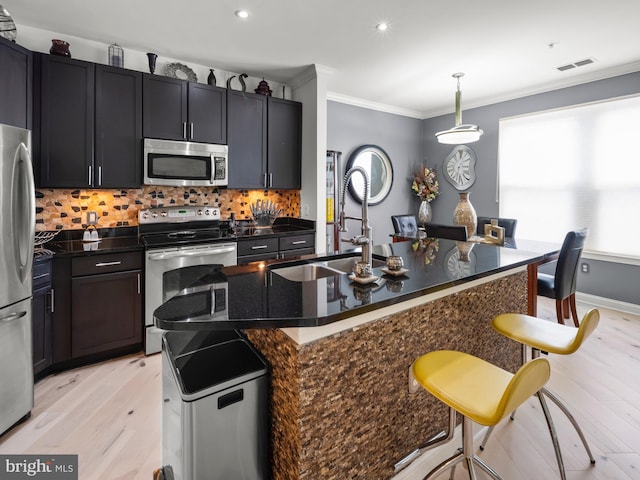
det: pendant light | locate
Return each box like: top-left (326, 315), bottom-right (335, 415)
top-left (435, 73), bottom-right (483, 144)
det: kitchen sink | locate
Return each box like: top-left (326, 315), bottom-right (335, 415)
top-left (271, 264), bottom-right (344, 282)
top-left (270, 254), bottom-right (386, 282)
top-left (312, 256), bottom-right (385, 272)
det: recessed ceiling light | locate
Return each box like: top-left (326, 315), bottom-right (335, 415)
top-left (235, 9), bottom-right (250, 19)
top-left (376, 22), bottom-right (389, 32)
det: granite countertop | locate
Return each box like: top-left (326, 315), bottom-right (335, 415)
top-left (154, 238), bottom-right (560, 331)
top-left (43, 218), bottom-right (315, 256)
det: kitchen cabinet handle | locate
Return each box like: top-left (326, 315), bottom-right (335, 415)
top-left (88, 165), bottom-right (92, 186)
top-left (251, 245), bottom-right (269, 250)
top-left (182, 122), bottom-right (187, 139)
top-left (263, 172), bottom-right (268, 188)
top-left (98, 166), bottom-right (102, 186)
top-left (33, 272), bottom-right (50, 280)
top-left (137, 273), bottom-right (141, 295)
top-left (291, 240), bottom-right (307, 245)
top-left (0, 311), bottom-right (27, 323)
top-left (95, 261), bottom-right (122, 267)
top-left (269, 173), bottom-right (273, 188)
top-left (147, 245), bottom-right (236, 261)
top-left (51, 288), bottom-right (55, 313)
top-left (190, 122), bottom-right (194, 139)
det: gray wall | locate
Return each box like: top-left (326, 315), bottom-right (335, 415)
top-left (422, 72), bottom-right (640, 306)
top-left (327, 101), bottom-right (423, 246)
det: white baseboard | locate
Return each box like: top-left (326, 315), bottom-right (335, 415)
top-left (392, 424), bottom-right (489, 480)
top-left (576, 292), bottom-right (640, 316)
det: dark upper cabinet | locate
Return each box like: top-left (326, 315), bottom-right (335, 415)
top-left (142, 74), bottom-right (187, 141)
top-left (143, 74), bottom-right (226, 144)
top-left (188, 82), bottom-right (227, 143)
top-left (37, 54), bottom-right (94, 188)
top-left (227, 91), bottom-right (301, 189)
top-left (0, 36), bottom-right (32, 129)
top-left (268, 97), bottom-right (302, 189)
top-left (36, 54), bottom-right (142, 188)
top-left (95, 65), bottom-right (143, 188)
top-left (227, 90), bottom-right (267, 189)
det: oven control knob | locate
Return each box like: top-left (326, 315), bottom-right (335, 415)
top-left (142, 211), bottom-right (149, 219)
top-left (204, 209), bottom-right (210, 215)
top-left (197, 209), bottom-right (203, 215)
top-left (161, 211), bottom-right (168, 217)
top-left (151, 212), bottom-right (158, 218)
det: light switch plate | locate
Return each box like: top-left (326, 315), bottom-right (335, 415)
top-left (87, 211), bottom-right (98, 225)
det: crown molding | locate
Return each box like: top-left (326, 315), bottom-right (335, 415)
top-left (326, 92), bottom-right (424, 119)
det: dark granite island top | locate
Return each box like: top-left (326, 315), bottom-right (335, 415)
top-left (153, 237), bottom-right (560, 337)
top-left (155, 238), bottom-right (560, 480)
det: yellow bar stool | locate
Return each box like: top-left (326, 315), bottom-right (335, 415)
top-left (412, 350), bottom-right (551, 480)
top-left (483, 308), bottom-right (600, 479)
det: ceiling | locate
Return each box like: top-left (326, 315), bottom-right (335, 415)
top-left (5, 0), bottom-right (640, 118)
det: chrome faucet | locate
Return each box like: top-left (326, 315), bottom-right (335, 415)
top-left (338, 166), bottom-right (372, 268)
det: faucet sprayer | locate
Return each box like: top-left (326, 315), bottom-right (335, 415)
top-left (338, 166), bottom-right (372, 268)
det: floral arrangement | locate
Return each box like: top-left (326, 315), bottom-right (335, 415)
top-left (411, 165), bottom-right (439, 202)
top-left (412, 238), bottom-right (439, 265)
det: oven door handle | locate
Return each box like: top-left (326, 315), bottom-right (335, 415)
top-left (147, 245), bottom-right (236, 261)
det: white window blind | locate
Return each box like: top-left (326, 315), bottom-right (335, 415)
top-left (498, 94), bottom-right (640, 258)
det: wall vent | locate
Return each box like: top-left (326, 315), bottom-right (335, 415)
top-left (556, 57), bottom-right (596, 72)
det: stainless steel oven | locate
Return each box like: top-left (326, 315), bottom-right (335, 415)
top-left (139, 206), bottom-right (237, 355)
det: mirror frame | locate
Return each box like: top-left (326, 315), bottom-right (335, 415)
top-left (345, 145), bottom-right (394, 205)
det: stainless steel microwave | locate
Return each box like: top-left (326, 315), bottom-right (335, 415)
top-left (143, 138), bottom-right (228, 187)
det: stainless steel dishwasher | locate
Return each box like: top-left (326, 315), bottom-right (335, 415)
top-left (160, 330), bottom-right (269, 480)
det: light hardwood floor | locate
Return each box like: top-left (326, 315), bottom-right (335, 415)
top-left (1, 298), bottom-right (639, 479)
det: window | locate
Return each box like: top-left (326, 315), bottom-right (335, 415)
top-left (498, 95), bottom-right (640, 258)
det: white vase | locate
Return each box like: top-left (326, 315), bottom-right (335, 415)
top-left (418, 200), bottom-right (432, 225)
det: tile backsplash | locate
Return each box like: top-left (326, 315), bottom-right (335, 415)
top-left (36, 186), bottom-right (301, 231)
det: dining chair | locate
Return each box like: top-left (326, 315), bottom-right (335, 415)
top-left (423, 223), bottom-right (468, 241)
top-left (391, 215), bottom-right (419, 238)
top-left (476, 217), bottom-right (518, 238)
top-left (538, 228), bottom-right (589, 326)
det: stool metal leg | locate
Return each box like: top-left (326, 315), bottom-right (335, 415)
top-left (541, 387), bottom-right (596, 464)
top-left (537, 391), bottom-right (567, 480)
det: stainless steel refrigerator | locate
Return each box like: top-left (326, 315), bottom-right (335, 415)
top-left (0, 123), bottom-right (35, 436)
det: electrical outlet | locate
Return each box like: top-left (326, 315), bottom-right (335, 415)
top-left (581, 262), bottom-right (589, 274)
top-left (302, 204), bottom-right (310, 217)
top-left (87, 211), bottom-right (98, 225)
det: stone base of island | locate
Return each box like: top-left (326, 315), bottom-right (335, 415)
top-left (245, 270), bottom-right (527, 480)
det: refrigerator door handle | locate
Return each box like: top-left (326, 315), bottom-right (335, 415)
top-left (0, 311), bottom-right (28, 323)
top-left (13, 142), bottom-right (35, 285)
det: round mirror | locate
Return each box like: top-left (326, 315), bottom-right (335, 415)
top-left (345, 145), bottom-right (393, 205)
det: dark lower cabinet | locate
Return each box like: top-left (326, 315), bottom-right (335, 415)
top-left (51, 251), bottom-right (143, 366)
top-left (71, 269), bottom-right (142, 357)
top-left (32, 256), bottom-right (53, 375)
top-left (0, 36), bottom-right (32, 129)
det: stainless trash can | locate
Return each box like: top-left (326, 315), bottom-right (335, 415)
top-left (162, 330), bottom-right (269, 480)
